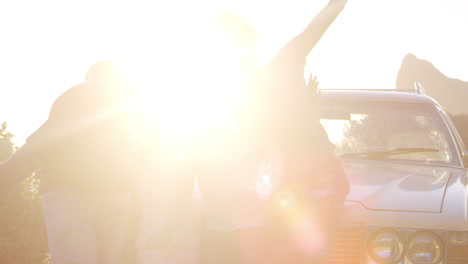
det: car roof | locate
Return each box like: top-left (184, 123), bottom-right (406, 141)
top-left (318, 89), bottom-right (438, 104)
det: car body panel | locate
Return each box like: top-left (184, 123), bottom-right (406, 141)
top-left (343, 162), bottom-right (458, 213)
top-left (318, 89), bottom-right (439, 104)
top-left (315, 89), bottom-right (468, 263)
top-left (338, 162), bottom-right (468, 230)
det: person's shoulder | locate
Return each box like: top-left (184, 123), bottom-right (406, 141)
top-left (49, 83), bottom-right (87, 119)
top-left (52, 83), bottom-right (86, 108)
top-left (55, 83), bottom-right (86, 101)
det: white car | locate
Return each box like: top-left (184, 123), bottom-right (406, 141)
top-left (316, 89), bottom-right (468, 264)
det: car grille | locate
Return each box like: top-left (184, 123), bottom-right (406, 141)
top-left (448, 244), bottom-right (468, 264)
top-left (313, 222), bottom-right (365, 264)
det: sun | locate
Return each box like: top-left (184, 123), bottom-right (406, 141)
top-left (116, 20), bottom-right (248, 149)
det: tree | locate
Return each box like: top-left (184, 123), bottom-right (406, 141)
top-left (0, 122), bottom-right (15, 161)
top-left (338, 111), bottom-right (452, 162)
top-left (0, 122), bottom-right (49, 264)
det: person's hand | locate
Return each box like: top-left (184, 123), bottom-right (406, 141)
top-left (307, 74), bottom-right (321, 103)
top-left (328, 0), bottom-right (348, 10)
top-left (329, 0), bottom-right (348, 5)
top-left (308, 74), bottom-right (319, 92)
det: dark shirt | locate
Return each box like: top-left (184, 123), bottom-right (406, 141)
top-left (269, 39), bottom-right (350, 204)
top-left (245, 36), bottom-right (335, 160)
top-left (26, 83), bottom-right (150, 193)
top-left (230, 33), bottom-right (349, 207)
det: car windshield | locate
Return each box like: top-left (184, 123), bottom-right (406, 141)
top-left (318, 99), bottom-right (459, 165)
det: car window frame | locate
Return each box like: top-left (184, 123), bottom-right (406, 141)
top-left (318, 98), bottom-right (463, 167)
top-left (435, 103), bottom-right (466, 168)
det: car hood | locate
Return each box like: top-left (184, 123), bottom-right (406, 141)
top-left (343, 161), bottom-right (458, 212)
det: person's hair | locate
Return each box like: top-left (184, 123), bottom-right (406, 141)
top-left (85, 61), bottom-right (126, 86)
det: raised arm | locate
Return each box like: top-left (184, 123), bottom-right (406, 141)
top-left (296, 0), bottom-right (347, 56)
top-left (274, 0), bottom-right (348, 63)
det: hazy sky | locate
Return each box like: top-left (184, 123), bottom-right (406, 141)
top-left (1, 0), bottom-right (468, 143)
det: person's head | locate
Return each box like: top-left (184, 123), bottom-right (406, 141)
top-left (85, 61), bottom-right (127, 87)
top-left (85, 61), bottom-right (130, 103)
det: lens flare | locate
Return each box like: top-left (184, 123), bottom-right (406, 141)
top-left (271, 188), bottom-right (327, 255)
top-left (292, 214), bottom-right (326, 254)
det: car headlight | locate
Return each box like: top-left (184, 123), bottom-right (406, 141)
top-left (368, 229), bottom-right (405, 264)
top-left (406, 231), bottom-right (444, 264)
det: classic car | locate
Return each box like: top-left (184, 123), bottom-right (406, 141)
top-left (315, 89), bottom-right (468, 264)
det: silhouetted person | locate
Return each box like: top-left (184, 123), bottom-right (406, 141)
top-left (193, 1), bottom-right (351, 264)
top-left (0, 61), bottom-right (150, 264)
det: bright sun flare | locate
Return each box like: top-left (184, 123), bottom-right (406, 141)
top-left (120, 13), bottom-right (251, 144)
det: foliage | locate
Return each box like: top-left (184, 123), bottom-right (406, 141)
top-left (0, 122), bottom-right (49, 264)
top-left (338, 111), bottom-right (450, 161)
top-left (338, 114), bottom-right (411, 152)
top-left (0, 122), bottom-right (15, 161)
